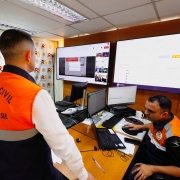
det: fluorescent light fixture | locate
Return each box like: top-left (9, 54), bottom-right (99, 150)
top-left (0, 23), bottom-right (38, 35)
top-left (21, 0), bottom-right (88, 23)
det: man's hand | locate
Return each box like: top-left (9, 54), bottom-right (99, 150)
top-left (86, 172), bottom-right (96, 180)
top-left (124, 122), bottom-right (151, 131)
top-left (132, 163), bottom-right (154, 180)
top-left (124, 124), bottom-right (141, 131)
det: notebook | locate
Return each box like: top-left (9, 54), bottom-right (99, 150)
top-left (91, 117), bottom-right (126, 150)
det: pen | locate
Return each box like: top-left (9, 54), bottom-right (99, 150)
top-left (92, 157), bottom-right (105, 173)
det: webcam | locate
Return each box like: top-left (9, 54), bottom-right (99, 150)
top-left (76, 138), bottom-right (81, 143)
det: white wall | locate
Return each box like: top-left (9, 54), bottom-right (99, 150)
top-left (54, 40), bottom-right (64, 102)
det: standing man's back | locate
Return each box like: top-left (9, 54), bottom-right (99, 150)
top-left (0, 29), bottom-right (95, 180)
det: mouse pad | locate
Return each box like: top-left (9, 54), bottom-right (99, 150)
top-left (124, 117), bottom-right (144, 125)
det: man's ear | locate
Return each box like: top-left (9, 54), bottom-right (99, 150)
top-left (25, 50), bottom-right (31, 62)
top-left (162, 111), bottom-right (169, 119)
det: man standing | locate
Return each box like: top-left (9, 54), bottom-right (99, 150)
top-left (0, 29), bottom-right (95, 180)
top-left (126, 95), bottom-right (180, 180)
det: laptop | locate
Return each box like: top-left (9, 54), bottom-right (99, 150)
top-left (91, 117), bottom-right (126, 150)
top-left (87, 89), bottom-right (126, 150)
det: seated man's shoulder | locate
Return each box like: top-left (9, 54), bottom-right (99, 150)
top-left (166, 136), bottom-right (180, 167)
top-left (166, 136), bottom-right (180, 148)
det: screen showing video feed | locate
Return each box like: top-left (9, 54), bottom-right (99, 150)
top-left (56, 42), bottom-right (110, 85)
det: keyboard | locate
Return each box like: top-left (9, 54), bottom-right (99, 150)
top-left (97, 129), bottom-right (115, 147)
top-left (102, 115), bottom-right (122, 128)
top-left (55, 101), bottom-right (73, 107)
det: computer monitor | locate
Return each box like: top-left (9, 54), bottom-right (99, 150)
top-left (87, 89), bottom-right (106, 117)
top-left (70, 81), bottom-right (88, 110)
top-left (113, 34), bottom-right (180, 93)
top-left (107, 86), bottom-right (137, 107)
top-left (56, 42), bottom-right (110, 85)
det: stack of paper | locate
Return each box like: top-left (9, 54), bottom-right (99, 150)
top-left (114, 117), bottom-right (150, 141)
top-left (116, 133), bottom-right (135, 155)
top-left (82, 118), bottom-right (93, 125)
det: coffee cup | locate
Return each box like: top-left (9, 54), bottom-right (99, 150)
top-left (136, 111), bottom-right (144, 118)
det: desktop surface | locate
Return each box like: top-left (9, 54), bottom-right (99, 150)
top-left (68, 126), bottom-right (139, 180)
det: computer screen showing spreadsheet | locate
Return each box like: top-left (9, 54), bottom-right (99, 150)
top-left (87, 89), bottom-right (106, 117)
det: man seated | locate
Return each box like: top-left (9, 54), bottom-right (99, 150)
top-left (126, 95), bottom-right (180, 180)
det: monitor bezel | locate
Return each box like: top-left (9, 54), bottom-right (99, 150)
top-left (107, 86), bottom-right (137, 107)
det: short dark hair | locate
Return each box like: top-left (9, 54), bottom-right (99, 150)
top-left (0, 29), bottom-right (34, 60)
top-left (148, 95), bottom-right (172, 113)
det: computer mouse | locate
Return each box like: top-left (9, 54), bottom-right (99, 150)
top-left (122, 126), bottom-right (142, 136)
top-left (76, 138), bottom-right (81, 142)
top-left (61, 108), bottom-right (77, 115)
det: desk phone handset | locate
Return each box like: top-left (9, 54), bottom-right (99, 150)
top-left (124, 137), bottom-right (141, 146)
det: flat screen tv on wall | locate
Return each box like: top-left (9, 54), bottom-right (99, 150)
top-left (113, 34), bottom-right (180, 93)
top-left (56, 42), bottom-right (110, 85)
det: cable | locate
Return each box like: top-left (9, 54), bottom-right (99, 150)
top-left (102, 150), bottom-right (114, 157)
top-left (116, 150), bottom-right (131, 162)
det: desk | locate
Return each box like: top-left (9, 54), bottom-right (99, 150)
top-left (68, 123), bottom-right (139, 180)
top-left (71, 123), bottom-right (95, 139)
top-left (56, 103), bottom-right (88, 129)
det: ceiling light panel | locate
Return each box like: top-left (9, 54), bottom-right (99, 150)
top-left (21, 0), bottom-right (88, 23)
top-left (0, 23), bottom-right (38, 35)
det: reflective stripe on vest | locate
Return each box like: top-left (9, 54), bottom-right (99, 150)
top-left (148, 130), bottom-right (166, 151)
top-left (0, 128), bottom-right (38, 141)
top-left (148, 116), bottom-right (180, 151)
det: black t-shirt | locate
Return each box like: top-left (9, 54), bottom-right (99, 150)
top-left (166, 136), bottom-right (180, 167)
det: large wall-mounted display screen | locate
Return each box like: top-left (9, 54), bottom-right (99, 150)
top-left (56, 42), bottom-right (110, 85)
top-left (114, 34), bottom-right (180, 93)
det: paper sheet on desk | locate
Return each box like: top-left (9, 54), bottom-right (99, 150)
top-left (82, 111), bottom-right (114, 127)
top-left (51, 150), bottom-right (62, 164)
top-left (114, 116), bottom-right (150, 141)
top-left (94, 111), bottom-right (114, 127)
top-left (82, 118), bottom-right (93, 125)
top-left (116, 133), bottom-right (135, 155)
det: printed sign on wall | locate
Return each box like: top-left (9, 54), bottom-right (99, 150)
top-left (0, 40), bottom-right (54, 99)
top-left (31, 40), bottom-right (54, 98)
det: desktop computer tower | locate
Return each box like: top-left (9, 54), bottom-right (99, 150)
top-left (109, 106), bottom-right (136, 117)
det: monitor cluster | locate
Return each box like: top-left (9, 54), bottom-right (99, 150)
top-left (56, 33), bottom-right (180, 93)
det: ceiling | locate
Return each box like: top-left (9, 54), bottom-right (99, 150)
top-left (0, 0), bottom-right (180, 41)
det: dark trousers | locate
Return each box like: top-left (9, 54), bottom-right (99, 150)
top-left (125, 144), bottom-right (180, 180)
top-left (54, 168), bottom-right (69, 180)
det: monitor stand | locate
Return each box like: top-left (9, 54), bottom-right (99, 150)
top-left (76, 89), bottom-right (87, 111)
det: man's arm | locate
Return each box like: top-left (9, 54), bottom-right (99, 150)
top-left (133, 136), bottom-right (180, 179)
top-left (152, 165), bottom-right (180, 177)
top-left (132, 163), bottom-right (180, 180)
top-left (32, 90), bottom-right (93, 180)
